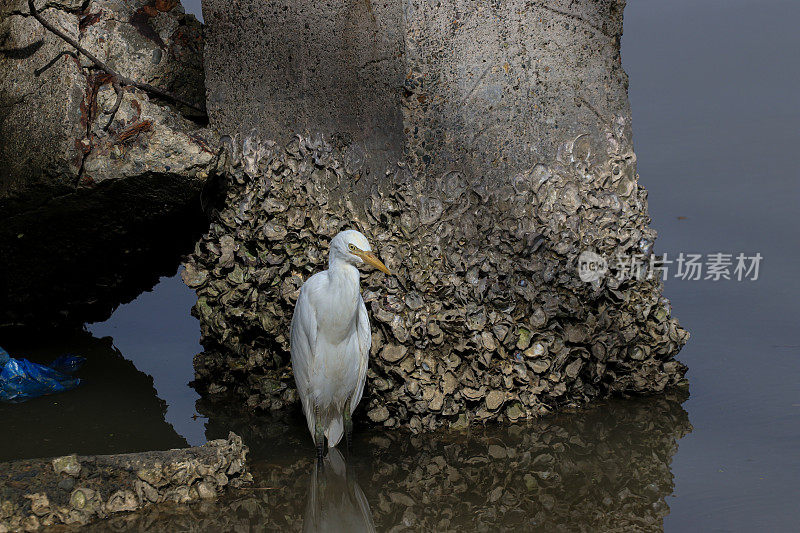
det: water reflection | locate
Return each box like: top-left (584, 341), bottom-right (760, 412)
top-left (0, 331), bottom-right (187, 461)
top-left (90, 390), bottom-right (690, 532)
top-left (87, 272), bottom-right (205, 446)
top-left (304, 449), bottom-right (376, 533)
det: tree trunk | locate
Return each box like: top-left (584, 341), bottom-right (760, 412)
top-left (185, 0), bottom-right (689, 430)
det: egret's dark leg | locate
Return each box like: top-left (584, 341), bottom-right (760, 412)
top-left (344, 406), bottom-right (354, 450)
top-left (314, 407), bottom-right (326, 459)
top-left (315, 453), bottom-right (326, 472)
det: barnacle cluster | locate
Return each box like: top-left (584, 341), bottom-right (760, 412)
top-left (183, 118), bottom-right (688, 431)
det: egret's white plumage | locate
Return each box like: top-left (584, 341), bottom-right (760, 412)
top-left (290, 230), bottom-right (391, 452)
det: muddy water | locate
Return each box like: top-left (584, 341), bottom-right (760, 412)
top-left (78, 393), bottom-right (690, 532)
top-left (0, 284), bottom-right (692, 531)
top-left (1, 0), bottom-right (798, 531)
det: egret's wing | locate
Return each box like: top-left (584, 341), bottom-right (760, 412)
top-left (291, 278), bottom-right (320, 437)
top-left (349, 296), bottom-right (371, 415)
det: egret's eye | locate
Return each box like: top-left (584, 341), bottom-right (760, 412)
top-left (348, 243), bottom-right (357, 252)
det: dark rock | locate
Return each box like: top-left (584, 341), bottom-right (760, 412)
top-left (0, 0), bottom-right (216, 328)
top-left (56, 478), bottom-right (74, 492)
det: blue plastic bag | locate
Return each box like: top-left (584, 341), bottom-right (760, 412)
top-left (0, 347), bottom-right (85, 403)
top-left (48, 354), bottom-right (86, 375)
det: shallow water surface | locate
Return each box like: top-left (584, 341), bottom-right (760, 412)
top-left (0, 293), bottom-right (693, 531)
top-left (79, 393), bottom-right (690, 532)
top-left (1, 0), bottom-right (798, 531)
top-left (624, 1), bottom-right (800, 531)
top-left (0, 329), bottom-right (187, 461)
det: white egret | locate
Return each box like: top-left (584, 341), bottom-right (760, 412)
top-left (290, 230), bottom-right (391, 456)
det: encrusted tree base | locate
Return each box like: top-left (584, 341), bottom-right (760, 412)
top-left (183, 125), bottom-right (688, 432)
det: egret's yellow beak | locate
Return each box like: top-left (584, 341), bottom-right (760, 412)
top-left (355, 250), bottom-right (392, 275)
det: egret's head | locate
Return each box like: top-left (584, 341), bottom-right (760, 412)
top-left (329, 230), bottom-right (392, 274)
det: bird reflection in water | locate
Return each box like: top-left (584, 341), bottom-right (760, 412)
top-left (303, 448), bottom-right (376, 533)
top-left (92, 392), bottom-right (690, 531)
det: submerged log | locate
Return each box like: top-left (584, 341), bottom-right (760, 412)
top-left (0, 433), bottom-right (250, 532)
top-left (185, 0), bottom-right (689, 429)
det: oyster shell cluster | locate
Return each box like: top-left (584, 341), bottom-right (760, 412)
top-left (183, 120), bottom-right (688, 431)
top-left (0, 433), bottom-right (250, 532)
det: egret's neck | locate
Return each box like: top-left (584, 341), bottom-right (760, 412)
top-left (327, 256), bottom-right (361, 293)
top-left (321, 257), bottom-right (362, 342)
